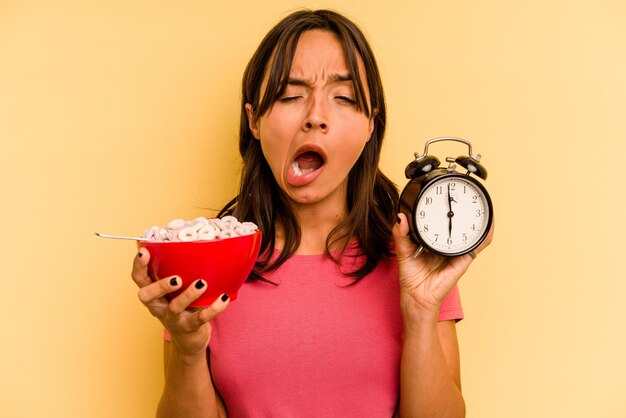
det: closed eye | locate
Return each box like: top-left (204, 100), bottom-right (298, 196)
top-left (278, 96), bottom-right (303, 103)
top-left (335, 96), bottom-right (356, 105)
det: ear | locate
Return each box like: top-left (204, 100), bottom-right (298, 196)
top-left (367, 108), bottom-right (378, 141)
top-left (245, 103), bottom-right (261, 140)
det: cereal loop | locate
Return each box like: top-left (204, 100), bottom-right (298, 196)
top-left (143, 215), bottom-right (258, 242)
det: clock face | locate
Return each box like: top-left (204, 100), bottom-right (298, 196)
top-left (414, 175), bottom-right (491, 255)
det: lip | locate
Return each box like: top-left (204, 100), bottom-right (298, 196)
top-left (286, 143), bottom-right (327, 187)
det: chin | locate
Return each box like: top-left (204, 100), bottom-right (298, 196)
top-left (287, 192), bottom-right (322, 205)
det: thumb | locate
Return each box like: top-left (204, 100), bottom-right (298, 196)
top-left (392, 213), bottom-right (419, 259)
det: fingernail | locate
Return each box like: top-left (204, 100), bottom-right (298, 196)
top-left (221, 293), bottom-right (229, 302)
top-left (169, 277), bottom-right (178, 286)
top-left (396, 215), bottom-right (401, 224)
top-left (137, 250), bottom-right (143, 258)
top-left (195, 280), bottom-right (205, 289)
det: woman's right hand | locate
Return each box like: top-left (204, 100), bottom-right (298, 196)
top-left (131, 247), bottom-right (230, 358)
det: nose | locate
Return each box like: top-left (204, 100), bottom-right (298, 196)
top-left (303, 96), bottom-right (328, 132)
top-left (304, 120), bottom-right (327, 130)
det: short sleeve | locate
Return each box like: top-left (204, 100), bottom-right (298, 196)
top-left (438, 284), bottom-right (464, 322)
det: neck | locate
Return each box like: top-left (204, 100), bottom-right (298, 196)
top-left (275, 195), bottom-right (349, 256)
top-left (296, 204), bottom-right (346, 255)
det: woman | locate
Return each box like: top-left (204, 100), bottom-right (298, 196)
top-left (132, 9), bottom-right (492, 417)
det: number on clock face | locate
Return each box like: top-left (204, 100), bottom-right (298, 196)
top-left (414, 176), bottom-right (489, 254)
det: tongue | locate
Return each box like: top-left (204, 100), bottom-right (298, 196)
top-left (295, 151), bottom-right (323, 171)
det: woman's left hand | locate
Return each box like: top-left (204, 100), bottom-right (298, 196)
top-left (392, 213), bottom-right (494, 318)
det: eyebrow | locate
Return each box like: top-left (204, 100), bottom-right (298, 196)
top-left (286, 73), bottom-right (353, 87)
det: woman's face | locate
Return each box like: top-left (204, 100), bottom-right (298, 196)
top-left (246, 30), bottom-right (374, 211)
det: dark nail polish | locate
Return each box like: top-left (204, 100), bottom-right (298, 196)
top-left (137, 251), bottom-right (143, 258)
top-left (221, 293), bottom-right (229, 302)
top-left (195, 280), bottom-right (205, 289)
top-left (169, 277), bottom-right (178, 286)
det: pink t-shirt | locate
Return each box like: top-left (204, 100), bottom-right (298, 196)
top-left (183, 251), bottom-right (464, 417)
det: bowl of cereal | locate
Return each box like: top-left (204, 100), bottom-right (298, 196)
top-left (137, 216), bottom-right (261, 307)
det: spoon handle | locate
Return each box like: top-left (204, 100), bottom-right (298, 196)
top-left (94, 232), bottom-right (149, 241)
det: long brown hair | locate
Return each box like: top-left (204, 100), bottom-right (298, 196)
top-left (219, 9), bottom-right (398, 282)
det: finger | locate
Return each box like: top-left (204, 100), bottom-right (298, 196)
top-left (185, 293), bottom-right (230, 331)
top-left (168, 280), bottom-right (209, 315)
top-left (137, 275), bottom-right (182, 305)
top-left (449, 253), bottom-right (473, 276)
top-left (475, 217), bottom-right (495, 255)
top-left (131, 247), bottom-right (152, 287)
top-left (429, 255), bottom-right (472, 303)
top-left (392, 213), bottom-right (418, 259)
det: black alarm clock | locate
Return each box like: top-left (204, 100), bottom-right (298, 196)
top-left (398, 137), bottom-right (493, 257)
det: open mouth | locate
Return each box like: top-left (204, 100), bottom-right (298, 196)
top-left (291, 150), bottom-right (325, 177)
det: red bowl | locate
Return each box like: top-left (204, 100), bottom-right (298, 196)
top-left (137, 231), bottom-right (261, 307)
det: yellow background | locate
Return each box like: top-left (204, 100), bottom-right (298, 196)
top-left (1, 1), bottom-right (624, 417)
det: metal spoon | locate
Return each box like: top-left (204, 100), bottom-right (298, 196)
top-left (94, 232), bottom-right (150, 241)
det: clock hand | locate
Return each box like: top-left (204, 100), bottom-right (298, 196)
top-left (447, 183), bottom-right (454, 238)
